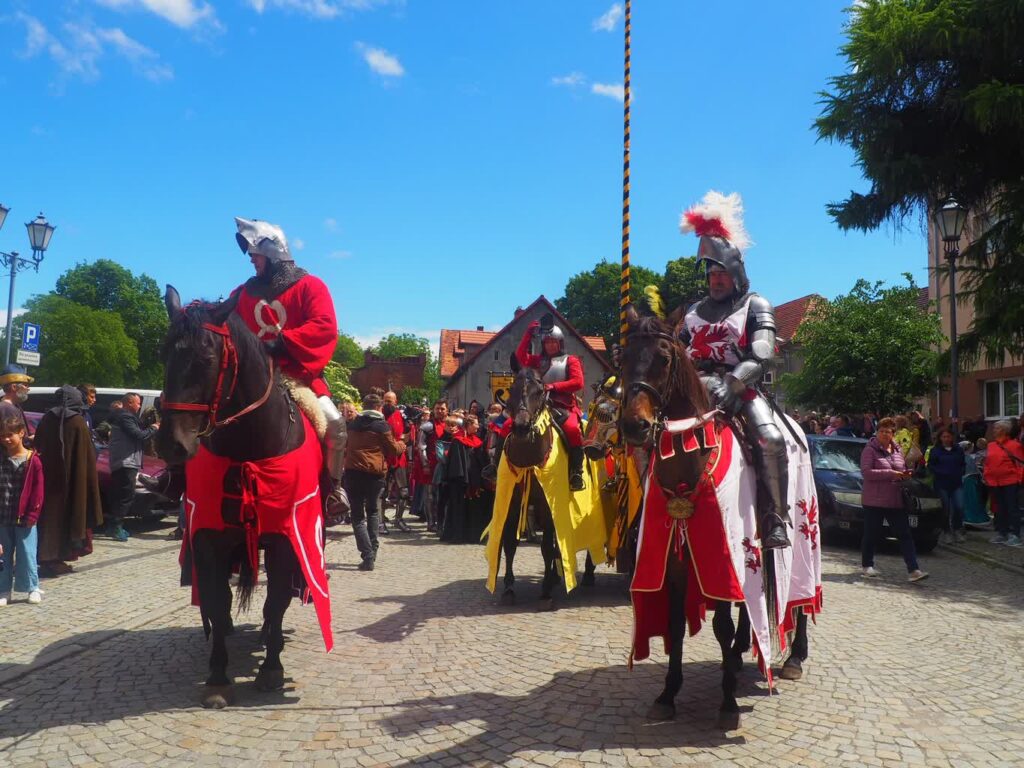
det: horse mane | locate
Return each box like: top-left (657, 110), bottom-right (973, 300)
top-left (162, 300), bottom-right (266, 368)
top-left (629, 314), bottom-right (711, 417)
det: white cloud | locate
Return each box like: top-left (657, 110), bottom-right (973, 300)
top-left (94, 0), bottom-right (220, 31)
top-left (292, 237), bottom-right (306, 250)
top-left (355, 42), bottom-right (404, 77)
top-left (592, 3), bottom-right (623, 32)
top-left (591, 82), bottom-right (625, 102)
top-left (246, 0), bottom-right (395, 19)
top-left (18, 15), bottom-right (175, 84)
top-left (323, 217), bottom-right (338, 231)
top-left (327, 249), bottom-right (352, 260)
top-left (551, 71), bottom-right (585, 88)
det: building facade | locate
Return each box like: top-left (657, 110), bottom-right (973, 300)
top-left (441, 296), bottom-right (610, 409)
top-left (350, 351), bottom-right (426, 397)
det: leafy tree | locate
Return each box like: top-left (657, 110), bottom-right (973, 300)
top-left (402, 358), bottom-right (443, 406)
top-left (371, 333), bottom-right (430, 360)
top-left (333, 332), bottom-right (364, 370)
top-left (323, 361), bottom-right (360, 404)
top-left (52, 260), bottom-right (168, 386)
top-left (779, 276), bottom-right (943, 415)
top-left (816, 0), bottom-right (1024, 364)
top-left (555, 260), bottom-right (661, 348)
top-left (18, 295), bottom-right (138, 386)
top-left (660, 256), bottom-right (706, 312)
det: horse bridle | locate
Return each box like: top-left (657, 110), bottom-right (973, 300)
top-left (622, 330), bottom-right (681, 418)
top-left (161, 320), bottom-right (275, 436)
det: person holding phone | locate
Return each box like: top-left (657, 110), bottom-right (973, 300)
top-left (860, 416), bottom-right (929, 582)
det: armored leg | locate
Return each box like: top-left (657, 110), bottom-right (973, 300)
top-left (318, 396), bottom-right (349, 519)
top-left (741, 396), bottom-right (790, 550)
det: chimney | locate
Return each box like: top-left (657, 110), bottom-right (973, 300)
top-left (514, 307), bottom-right (525, 317)
top-left (476, 325), bottom-right (484, 331)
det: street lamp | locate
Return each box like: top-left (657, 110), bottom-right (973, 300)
top-left (0, 207), bottom-right (56, 365)
top-left (935, 197), bottom-right (968, 424)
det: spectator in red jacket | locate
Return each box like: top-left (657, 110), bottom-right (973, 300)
top-left (984, 419), bottom-right (1024, 547)
top-left (0, 414), bottom-right (45, 605)
top-left (381, 391), bottom-right (410, 533)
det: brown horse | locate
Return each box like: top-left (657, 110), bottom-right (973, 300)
top-left (618, 305), bottom-right (752, 730)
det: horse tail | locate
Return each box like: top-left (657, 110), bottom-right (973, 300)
top-left (235, 550), bottom-right (256, 615)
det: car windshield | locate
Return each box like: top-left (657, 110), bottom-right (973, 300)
top-left (812, 439), bottom-right (863, 472)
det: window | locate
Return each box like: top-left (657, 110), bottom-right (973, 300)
top-left (984, 377), bottom-right (1023, 419)
top-left (494, 350), bottom-right (500, 360)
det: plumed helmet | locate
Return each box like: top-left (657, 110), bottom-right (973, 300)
top-left (0, 364), bottom-right (33, 387)
top-left (680, 191), bottom-right (751, 297)
top-left (541, 325), bottom-right (565, 354)
top-left (234, 217), bottom-right (293, 264)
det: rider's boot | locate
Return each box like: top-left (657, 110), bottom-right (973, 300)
top-left (319, 396), bottom-right (349, 519)
top-left (568, 446), bottom-right (586, 492)
top-left (758, 446), bottom-right (792, 551)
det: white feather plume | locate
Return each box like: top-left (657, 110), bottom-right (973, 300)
top-left (679, 190), bottom-right (753, 251)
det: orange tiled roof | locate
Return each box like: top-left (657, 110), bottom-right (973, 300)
top-left (775, 294), bottom-right (825, 344)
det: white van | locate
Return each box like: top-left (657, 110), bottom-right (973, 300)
top-left (28, 386), bottom-right (162, 426)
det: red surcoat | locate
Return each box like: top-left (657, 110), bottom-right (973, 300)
top-left (233, 274), bottom-right (337, 398)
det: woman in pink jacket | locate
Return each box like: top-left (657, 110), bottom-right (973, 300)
top-left (859, 417), bottom-right (929, 582)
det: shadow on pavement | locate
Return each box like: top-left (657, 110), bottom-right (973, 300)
top-left (352, 574), bottom-right (631, 643)
top-left (0, 624), bottom-right (300, 741)
top-left (380, 662), bottom-right (753, 765)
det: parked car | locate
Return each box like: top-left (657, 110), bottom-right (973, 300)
top-left (25, 411), bottom-right (176, 521)
top-left (808, 434), bottom-right (944, 553)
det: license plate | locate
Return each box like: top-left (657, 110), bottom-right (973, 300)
top-left (838, 521), bottom-right (851, 530)
top-left (883, 516), bottom-right (918, 528)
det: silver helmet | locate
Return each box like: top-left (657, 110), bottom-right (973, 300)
top-left (541, 325), bottom-right (565, 355)
top-left (235, 217), bottom-right (293, 264)
top-left (697, 236), bottom-right (750, 297)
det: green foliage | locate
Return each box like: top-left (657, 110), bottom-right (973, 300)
top-left (333, 332), bottom-right (364, 369)
top-left (659, 256), bottom-right (706, 312)
top-left (323, 361), bottom-right (360, 404)
top-left (371, 333), bottom-right (430, 360)
top-left (779, 276), bottom-right (943, 415)
top-left (18, 295), bottom-right (139, 386)
top-left (52, 260), bottom-right (168, 386)
top-left (555, 260), bottom-right (661, 349)
top-left (402, 357), bottom-right (442, 406)
top-left (816, 0), bottom-right (1024, 361)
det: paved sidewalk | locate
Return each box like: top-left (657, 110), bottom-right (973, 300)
top-left (1, 517), bottom-right (1023, 767)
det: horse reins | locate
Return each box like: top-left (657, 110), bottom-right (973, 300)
top-left (161, 321), bottom-right (276, 436)
top-left (623, 330), bottom-right (681, 413)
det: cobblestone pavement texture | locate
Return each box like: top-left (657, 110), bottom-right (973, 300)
top-left (2, 515), bottom-right (1023, 768)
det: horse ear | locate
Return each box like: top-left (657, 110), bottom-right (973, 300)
top-left (625, 303), bottom-right (640, 327)
top-left (164, 285), bottom-right (182, 319)
top-left (509, 353), bottom-right (520, 373)
top-left (667, 304), bottom-right (686, 336)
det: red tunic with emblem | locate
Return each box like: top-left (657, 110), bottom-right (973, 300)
top-left (386, 410), bottom-right (408, 469)
top-left (233, 274), bottom-right (337, 398)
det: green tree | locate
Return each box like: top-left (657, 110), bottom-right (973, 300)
top-left (371, 333), bottom-right (430, 359)
top-left (555, 260), bottom-right (661, 349)
top-left (816, 0), bottom-right (1024, 364)
top-left (402, 358), bottom-right (442, 406)
top-left (660, 256), bottom-right (706, 312)
top-left (52, 259), bottom-right (168, 386)
top-left (779, 276), bottom-right (943, 415)
top-left (18, 295), bottom-right (139, 385)
top-left (333, 332), bottom-right (364, 369)
top-left (323, 361), bottom-right (360, 404)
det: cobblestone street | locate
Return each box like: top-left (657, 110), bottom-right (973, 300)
top-left (2, 517), bottom-right (1023, 768)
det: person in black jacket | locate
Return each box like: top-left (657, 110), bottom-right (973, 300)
top-left (928, 427), bottom-right (967, 544)
top-left (104, 392), bottom-right (159, 542)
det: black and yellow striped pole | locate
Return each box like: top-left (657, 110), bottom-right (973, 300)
top-left (619, 0), bottom-right (632, 349)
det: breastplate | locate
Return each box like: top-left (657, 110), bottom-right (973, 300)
top-left (542, 355), bottom-right (569, 385)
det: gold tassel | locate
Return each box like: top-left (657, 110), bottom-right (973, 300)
top-left (644, 285), bottom-right (666, 319)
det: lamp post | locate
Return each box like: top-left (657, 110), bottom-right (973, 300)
top-left (935, 197), bottom-right (969, 424)
top-left (0, 206), bottom-right (56, 365)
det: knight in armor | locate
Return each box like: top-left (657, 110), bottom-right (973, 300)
top-left (231, 217), bottom-right (347, 516)
top-left (515, 317), bottom-right (587, 491)
top-left (677, 191), bottom-right (790, 550)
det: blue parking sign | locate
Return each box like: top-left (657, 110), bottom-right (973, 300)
top-left (22, 323), bottom-right (40, 352)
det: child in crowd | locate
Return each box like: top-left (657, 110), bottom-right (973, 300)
top-left (0, 414), bottom-right (45, 606)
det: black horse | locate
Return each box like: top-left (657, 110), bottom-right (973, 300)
top-left (618, 305), bottom-right (754, 730)
top-left (157, 286), bottom-right (310, 709)
top-left (496, 355), bottom-right (598, 610)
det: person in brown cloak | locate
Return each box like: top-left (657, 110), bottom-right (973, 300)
top-left (35, 385), bottom-right (103, 576)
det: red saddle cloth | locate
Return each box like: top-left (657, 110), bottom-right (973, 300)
top-left (183, 415), bottom-right (333, 651)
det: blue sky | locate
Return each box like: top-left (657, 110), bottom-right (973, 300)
top-left (0, 1), bottom-right (927, 354)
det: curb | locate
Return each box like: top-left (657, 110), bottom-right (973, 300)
top-left (938, 542), bottom-right (1024, 577)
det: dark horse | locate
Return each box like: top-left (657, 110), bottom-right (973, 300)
top-left (497, 355), bottom-right (597, 610)
top-left (618, 305), bottom-right (752, 730)
top-left (157, 286), bottom-right (310, 709)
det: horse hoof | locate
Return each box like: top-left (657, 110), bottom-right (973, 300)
top-left (202, 686), bottom-right (233, 709)
top-left (255, 668), bottom-right (285, 692)
top-left (779, 660), bottom-right (803, 681)
top-left (716, 709), bottom-right (741, 731)
top-left (646, 701), bottom-right (676, 721)
top-left (581, 571), bottom-right (596, 587)
top-left (500, 590), bottom-right (516, 606)
top-left (537, 598), bottom-right (555, 612)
